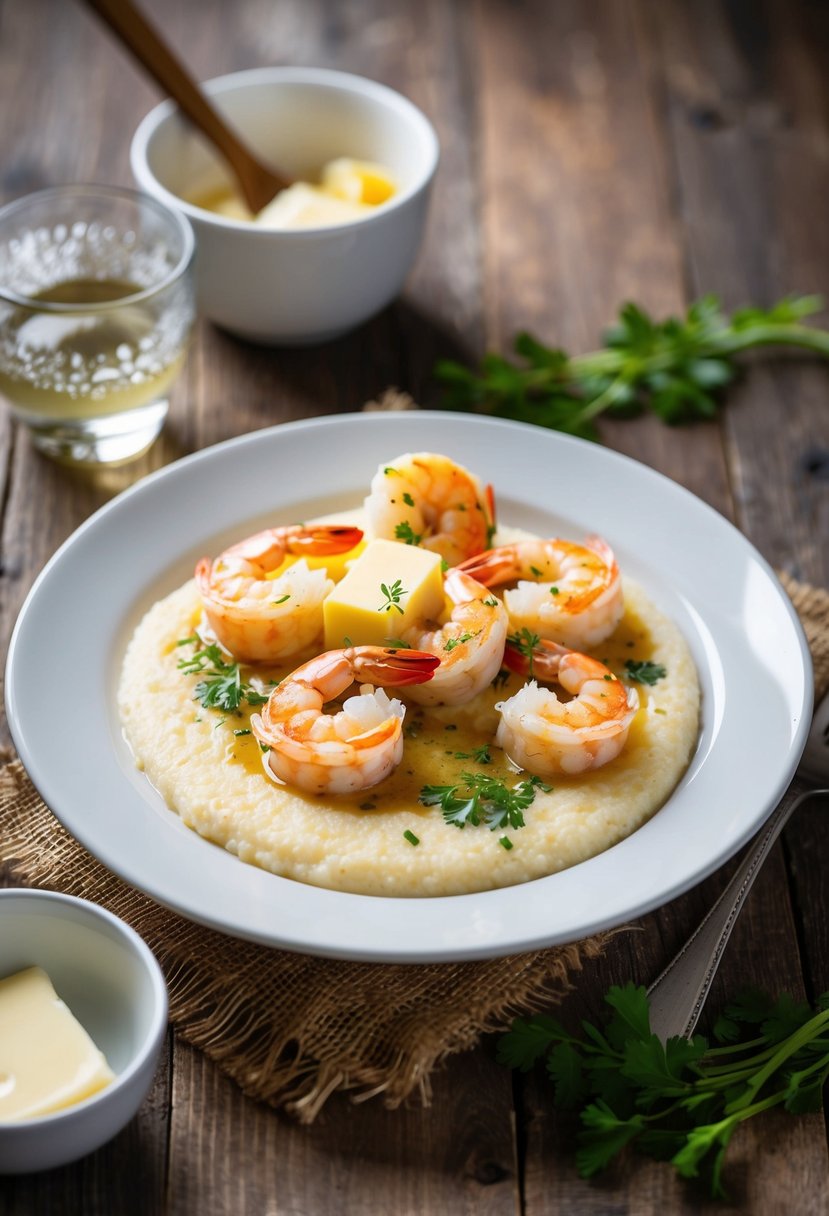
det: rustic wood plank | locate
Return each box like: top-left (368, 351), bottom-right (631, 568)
top-left (651, 0), bottom-right (829, 587)
top-left (167, 1039), bottom-right (517, 1216)
top-left (474, 0), bottom-right (734, 512)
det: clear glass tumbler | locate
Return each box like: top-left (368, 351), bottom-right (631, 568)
top-left (0, 185), bottom-right (195, 465)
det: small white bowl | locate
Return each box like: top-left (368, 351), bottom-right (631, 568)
top-left (0, 889), bottom-right (168, 1174)
top-left (130, 66), bottom-right (440, 345)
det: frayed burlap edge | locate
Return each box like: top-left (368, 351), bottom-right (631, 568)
top-left (0, 760), bottom-right (611, 1122)
top-left (2, 574), bottom-right (825, 1122)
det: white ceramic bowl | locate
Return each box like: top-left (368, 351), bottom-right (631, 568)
top-left (0, 889), bottom-right (168, 1173)
top-left (130, 66), bottom-right (440, 344)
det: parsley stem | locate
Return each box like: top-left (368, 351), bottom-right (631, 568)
top-left (724, 1009), bottom-right (829, 1113)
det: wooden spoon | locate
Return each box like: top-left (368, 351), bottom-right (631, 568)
top-left (85, 0), bottom-right (291, 214)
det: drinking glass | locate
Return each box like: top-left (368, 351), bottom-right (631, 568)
top-left (0, 185), bottom-right (195, 465)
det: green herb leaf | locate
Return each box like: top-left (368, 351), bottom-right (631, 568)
top-left (435, 295), bottom-right (829, 439)
top-left (624, 659), bottom-right (667, 686)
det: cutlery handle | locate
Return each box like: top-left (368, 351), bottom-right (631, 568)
top-left (83, 0), bottom-right (288, 209)
top-left (646, 783), bottom-right (827, 1044)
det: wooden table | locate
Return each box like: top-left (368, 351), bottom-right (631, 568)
top-left (2, 0), bottom-right (828, 1211)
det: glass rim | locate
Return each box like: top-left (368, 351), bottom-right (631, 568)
top-left (0, 184), bottom-right (195, 313)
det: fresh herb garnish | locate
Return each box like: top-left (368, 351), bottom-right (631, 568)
top-left (444, 630), bottom-right (476, 652)
top-left (402, 491), bottom-right (415, 507)
top-left (378, 579), bottom-right (407, 614)
top-left (483, 597), bottom-right (500, 608)
top-left (507, 628), bottom-right (542, 679)
top-left (403, 829), bottom-right (420, 846)
top-left (395, 520), bottom-right (423, 546)
top-left (177, 638), bottom-right (270, 712)
top-left (624, 659), bottom-right (667, 686)
top-left (498, 983), bottom-right (829, 1199)
top-left (420, 772), bottom-right (550, 831)
top-left (499, 836), bottom-right (513, 851)
top-left (384, 637), bottom-right (413, 649)
top-left (436, 295), bottom-right (829, 440)
top-left (454, 744), bottom-right (492, 765)
top-left (270, 594), bottom-right (290, 605)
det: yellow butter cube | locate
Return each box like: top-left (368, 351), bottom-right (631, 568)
top-left (0, 967), bottom-right (115, 1121)
top-left (321, 158), bottom-right (397, 206)
top-left (323, 538), bottom-right (444, 650)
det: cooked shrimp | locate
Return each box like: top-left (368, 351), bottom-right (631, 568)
top-left (458, 535), bottom-right (622, 650)
top-left (195, 524), bottom-right (362, 663)
top-left (400, 569), bottom-right (509, 706)
top-left (364, 452), bottom-right (495, 567)
top-left (495, 639), bottom-right (639, 776)
top-left (251, 645), bottom-right (439, 795)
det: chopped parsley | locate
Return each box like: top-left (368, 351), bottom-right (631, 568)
top-left (177, 637), bottom-right (270, 712)
top-left (402, 491), bottom-right (415, 507)
top-left (444, 630), bottom-right (476, 652)
top-left (384, 637), bottom-right (412, 649)
top-left (403, 830), bottom-right (420, 846)
top-left (624, 659), bottom-right (667, 686)
top-left (550, 585), bottom-right (560, 596)
top-left (395, 520), bottom-right (423, 546)
top-left (454, 744), bottom-right (492, 765)
top-left (419, 772), bottom-right (551, 832)
top-left (378, 579), bottom-right (407, 614)
top-left (507, 627), bottom-right (542, 678)
top-left (270, 594), bottom-right (290, 605)
top-left (483, 596), bottom-right (500, 608)
top-left (499, 836), bottom-right (513, 851)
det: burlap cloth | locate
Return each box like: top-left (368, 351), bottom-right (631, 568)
top-left (1, 557), bottom-right (826, 1121)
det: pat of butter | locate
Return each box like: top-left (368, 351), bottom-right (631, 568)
top-left (323, 538), bottom-right (444, 649)
top-left (0, 967), bottom-right (115, 1122)
top-left (255, 182), bottom-right (372, 229)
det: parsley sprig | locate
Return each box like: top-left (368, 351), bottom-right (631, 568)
top-left (177, 636), bottom-right (270, 713)
top-left (436, 295), bottom-right (829, 440)
top-left (420, 772), bottom-right (551, 831)
top-left (624, 659), bottom-right (667, 686)
top-left (498, 983), bottom-right (829, 1198)
top-left (378, 579), bottom-right (407, 614)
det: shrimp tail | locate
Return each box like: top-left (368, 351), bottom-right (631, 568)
top-left (350, 645), bottom-right (440, 686)
top-left (284, 525), bottom-right (364, 555)
top-left (504, 637), bottom-right (568, 680)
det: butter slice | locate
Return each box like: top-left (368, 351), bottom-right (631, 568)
top-left (323, 538), bottom-right (444, 649)
top-left (0, 967), bottom-right (115, 1121)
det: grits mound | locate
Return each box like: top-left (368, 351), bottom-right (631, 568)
top-left (118, 579), bottom-right (700, 897)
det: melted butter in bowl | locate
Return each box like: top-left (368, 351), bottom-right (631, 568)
top-left (189, 158), bottom-right (397, 229)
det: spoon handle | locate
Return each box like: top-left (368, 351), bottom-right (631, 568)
top-left (646, 783), bottom-right (827, 1044)
top-left (84, 0), bottom-right (288, 210)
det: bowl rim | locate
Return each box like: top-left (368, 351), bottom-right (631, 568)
top-left (0, 887), bottom-right (168, 1130)
top-left (130, 64), bottom-right (441, 237)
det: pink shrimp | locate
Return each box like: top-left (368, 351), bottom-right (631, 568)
top-left (251, 645), bottom-right (439, 795)
top-left (195, 524), bottom-right (363, 663)
top-left (495, 639), bottom-right (638, 776)
top-left (458, 535), bottom-right (623, 649)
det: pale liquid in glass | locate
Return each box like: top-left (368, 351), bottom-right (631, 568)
top-left (0, 277), bottom-right (184, 424)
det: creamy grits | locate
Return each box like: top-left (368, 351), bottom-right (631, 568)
top-left (118, 549), bottom-right (700, 897)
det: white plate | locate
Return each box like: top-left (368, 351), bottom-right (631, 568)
top-left (6, 413), bottom-right (813, 962)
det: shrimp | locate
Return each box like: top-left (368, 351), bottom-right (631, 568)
top-left (495, 639), bottom-right (639, 776)
top-left (400, 569), bottom-right (509, 706)
top-left (458, 535), bottom-right (623, 650)
top-left (250, 645), bottom-right (440, 795)
top-left (364, 452), bottom-right (495, 567)
top-left (195, 524), bottom-right (363, 663)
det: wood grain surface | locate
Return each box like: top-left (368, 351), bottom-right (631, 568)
top-left (1, 0), bottom-right (827, 1212)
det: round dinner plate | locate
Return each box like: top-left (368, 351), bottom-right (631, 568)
top-left (6, 413), bottom-right (812, 962)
